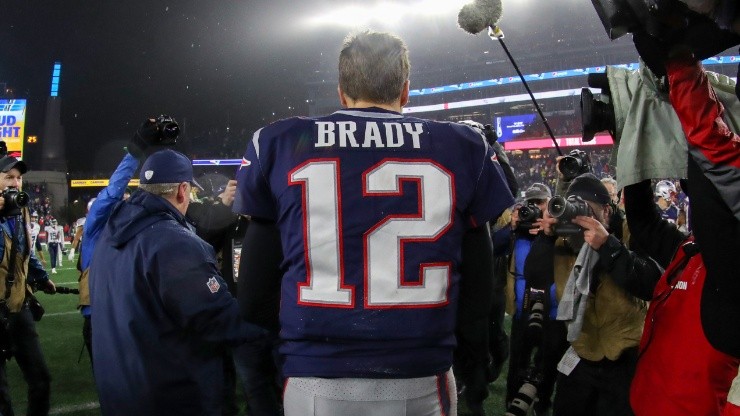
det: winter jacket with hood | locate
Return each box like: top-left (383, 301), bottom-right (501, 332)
top-left (89, 190), bottom-right (264, 416)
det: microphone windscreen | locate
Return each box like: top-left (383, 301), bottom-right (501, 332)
top-left (458, 3), bottom-right (488, 34)
top-left (457, 0), bottom-right (503, 35)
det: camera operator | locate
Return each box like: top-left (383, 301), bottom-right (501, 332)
top-left (0, 155), bottom-right (56, 416)
top-left (617, 51), bottom-right (740, 416)
top-left (531, 173), bottom-right (647, 416)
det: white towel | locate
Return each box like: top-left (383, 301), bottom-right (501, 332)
top-left (556, 243), bottom-right (599, 342)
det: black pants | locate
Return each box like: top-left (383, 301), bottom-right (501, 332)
top-left (0, 307), bottom-right (51, 416)
top-left (233, 336), bottom-right (283, 416)
top-left (82, 316), bottom-right (92, 364)
top-left (552, 347), bottom-right (638, 416)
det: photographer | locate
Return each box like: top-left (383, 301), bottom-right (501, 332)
top-left (504, 183), bottom-right (563, 415)
top-left (0, 155), bottom-right (56, 416)
top-left (532, 173), bottom-right (647, 416)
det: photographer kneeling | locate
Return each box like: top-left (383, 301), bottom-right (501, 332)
top-left (0, 155), bottom-right (56, 416)
top-left (536, 173), bottom-right (647, 416)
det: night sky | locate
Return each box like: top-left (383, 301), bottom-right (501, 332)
top-left (2, 0), bottom-right (624, 174)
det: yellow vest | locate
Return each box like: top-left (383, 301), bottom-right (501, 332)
top-left (0, 208), bottom-right (34, 312)
top-left (554, 239), bottom-right (647, 361)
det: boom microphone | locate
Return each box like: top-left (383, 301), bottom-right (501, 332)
top-left (456, 0), bottom-right (564, 155)
top-left (457, 0), bottom-right (504, 35)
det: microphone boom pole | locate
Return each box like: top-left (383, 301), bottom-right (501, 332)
top-left (488, 26), bottom-right (564, 156)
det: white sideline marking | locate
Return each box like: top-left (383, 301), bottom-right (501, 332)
top-left (49, 401), bottom-right (100, 415)
top-left (45, 311), bottom-right (79, 317)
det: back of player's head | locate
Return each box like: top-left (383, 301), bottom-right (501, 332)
top-left (338, 30), bottom-right (410, 105)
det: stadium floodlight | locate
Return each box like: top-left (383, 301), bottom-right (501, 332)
top-left (304, 0), bottom-right (470, 28)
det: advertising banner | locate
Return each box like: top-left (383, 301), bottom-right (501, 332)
top-left (0, 99), bottom-right (26, 158)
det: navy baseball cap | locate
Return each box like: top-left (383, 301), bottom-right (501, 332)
top-left (567, 173), bottom-right (611, 205)
top-left (0, 156), bottom-right (28, 175)
top-left (140, 149), bottom-right (200, 188)
top-left (524, 183), bottom-right (551, 201)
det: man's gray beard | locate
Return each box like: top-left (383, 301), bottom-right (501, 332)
top-left (567, 233), bottom-right (586, 251)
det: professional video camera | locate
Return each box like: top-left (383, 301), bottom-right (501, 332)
top-left (151, 115), bottom-right (180, 144)
top-left (548, 195), bottom-right (593, 235)
top-left (516, 202), bottom-right (543, 233)
top-left (558, 149), bottom-right (593, 182)
top-left (581, 73), bottom-right (617, 143)
top-left (590, 0), bottom-right (740, 63)
top-left (128, 115), bottom-right (181, 158)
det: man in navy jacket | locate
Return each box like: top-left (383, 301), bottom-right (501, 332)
top-left (90, 149), bottom-right (265, 416)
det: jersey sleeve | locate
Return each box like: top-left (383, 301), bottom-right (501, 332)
top-left (466, 145), bottom-right (515, 228)
top-left (233, 129), bottom-right (278, 221)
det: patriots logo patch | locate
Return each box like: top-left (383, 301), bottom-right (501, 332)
top-left (239, 158), bottom-right (251, 170)
top-left (206, 276), bottom-right (220, 293)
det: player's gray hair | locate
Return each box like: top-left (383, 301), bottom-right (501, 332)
top-left (339, 30), bottom-right (410, 105)
top-left (139, 183), bottom-right (180, 197)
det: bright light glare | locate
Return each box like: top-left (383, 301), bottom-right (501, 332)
top-left (305, 0), bottom-right (469, 28)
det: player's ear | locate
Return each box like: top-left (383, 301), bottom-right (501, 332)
top-left (338, 85), bottom-right (349, 108)
top-left (399, 80), bottom-right (410, 107)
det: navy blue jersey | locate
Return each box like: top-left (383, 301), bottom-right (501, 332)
top-left (660, 204), bottom-right (679, 224)
top-left (234, 107), bottom-right (514, 378)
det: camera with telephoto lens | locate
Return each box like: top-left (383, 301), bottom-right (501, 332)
top-left (548, 195), bottom-right (592, 235)
top-left (54, 286), bottom-right (80, 295)
top-left (525, 288), bottom-right (546, 345)
top-left (516, 202), bottom-right (543, 233)
top-left (1, 188), bottom-right (29, 217)
top-left (506, 366), bottom-right (543, 416)
top-left (558, 149), bottom-right (592, 182)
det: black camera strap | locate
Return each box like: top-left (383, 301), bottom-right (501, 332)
top-left (3, 214), bottom-right (22, 301)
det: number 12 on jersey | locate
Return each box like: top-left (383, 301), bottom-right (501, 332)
top-left (289, 158), bottom-right (455, 309)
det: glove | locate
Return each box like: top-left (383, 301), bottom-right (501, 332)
top-left (127, 118), bottom-right (159, 158)
top-left (67, 248), bottom-right (75, 261)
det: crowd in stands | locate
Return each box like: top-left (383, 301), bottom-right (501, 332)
top-left (508, 147), bottom-right (613, 194)
top-left (25, 182), bottom-right (52, 218)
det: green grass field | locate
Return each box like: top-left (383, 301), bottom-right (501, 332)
top-left (6, 255), bottom-right (514, 415)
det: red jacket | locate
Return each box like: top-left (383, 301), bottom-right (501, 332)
top-left (630, 240), bottom-right (739, 416)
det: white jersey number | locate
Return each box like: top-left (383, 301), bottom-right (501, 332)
top-left (290, 159), bottom-right (453, 309)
